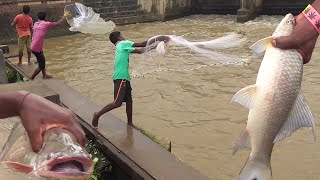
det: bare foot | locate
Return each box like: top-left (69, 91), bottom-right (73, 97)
top-left (43, 75), bottom-right (53, 79)
top-left (92, 112), bottom-right (99, 128)
top-left (128, 123), bottom-right (139, 130)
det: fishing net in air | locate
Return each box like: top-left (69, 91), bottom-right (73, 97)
top-left (131, 33), bottom-right (247, 78)
top-left (146, 33), bottom-right (245, 63)
top-left (64, 3), bottom-right (116, 34)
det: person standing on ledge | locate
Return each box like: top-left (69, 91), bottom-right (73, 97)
top-left (11, 5), bottom-right (33, 65)
top-left (30, 11), bottom-right (67, 80)
top-left (92, 32), bottom-right (169, 128)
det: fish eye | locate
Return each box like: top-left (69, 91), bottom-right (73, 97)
top-left (286, 20), bottom-right (293, 24)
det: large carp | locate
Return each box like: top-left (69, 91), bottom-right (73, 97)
top-left (0, 122), bottom-right (94, 179)
top-left (231, 13), bottom-right (316, 180)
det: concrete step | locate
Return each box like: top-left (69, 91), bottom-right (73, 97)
top-left (84, 0), bottom-right (139, 8)
top-left (94, 5), bottom-right (141, 14)
top-left (197, 6), bottom-right (239, 15)
top-left (100, 10), bottom-right (145, 19)
top-left (262, 5), bottom-right (306, 15)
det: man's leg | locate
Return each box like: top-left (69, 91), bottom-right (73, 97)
top-left (26, 36), bottom-right (32, 64)
top-left (31, 51), bottom-right (44, 80)
top-left (92, 102), bottom-right (119, 127)
top-left (126, 102), bottom-right (133, 126)
top-left (17, 37), bottom-right (24, 65)
top-left (31, 67), bottom-right (41, 80)
top-left (92, 79), bottom-right (126, 127)
top-left (37, 52), bottom-right (52, 79)
top-left (125, 81), bottom-right (134, 127)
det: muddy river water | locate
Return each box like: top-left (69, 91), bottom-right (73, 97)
top-left (3, 15), bottom-right (320, 179)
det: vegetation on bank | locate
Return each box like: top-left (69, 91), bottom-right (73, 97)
top-left (6, 66), bottom-right (27, 83)
top-left (138, 127), bottom-right (171, 152)
top-left (86, 139), bottom-right (113, 180)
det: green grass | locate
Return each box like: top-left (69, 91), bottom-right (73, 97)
top-left (138, 127), bottom-right (171, 151)
top-left (85, 140), bottom-right (112, 180)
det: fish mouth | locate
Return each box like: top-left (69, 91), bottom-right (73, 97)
top-left (38, 156), bottom-right (93, 179)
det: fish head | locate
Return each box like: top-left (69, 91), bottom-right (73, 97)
top-left (273, 13), bottom-right (296, 37)
top-left (34, 128), bottom-right (94, 179)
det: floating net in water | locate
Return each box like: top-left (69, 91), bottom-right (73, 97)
top-left (64, 3), bottom-right (116, 34)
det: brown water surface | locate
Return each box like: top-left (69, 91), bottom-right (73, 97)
top-left (5, 15), bottom-right (320, 179)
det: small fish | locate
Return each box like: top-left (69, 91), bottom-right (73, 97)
top-left (0, 122), bottom-right (94, 179)
top-left (231, 13), bottom-right (316, 180)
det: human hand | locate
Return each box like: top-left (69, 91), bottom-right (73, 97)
top-left (157, 35), bottom-right (170, 42)
top-left (19, 92), bottom-right (86, 152)
top-left (64, 11), bottom-right (71, 17)
top-left (272, 13), bottom-right (319, 64)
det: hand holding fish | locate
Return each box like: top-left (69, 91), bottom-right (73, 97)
top-left (272, 1), bottom-right (320, 64)
top-left (0, 91), bottom-right (86, 152)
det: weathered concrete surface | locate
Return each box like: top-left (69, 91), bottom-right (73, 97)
top-left (5, 56), bottom-right (210, 179)
top-left (0, 50), bottom-right (8, 84)
top-left (5, 57), bottom-right (36, 81)
top-left (237, 0), bottom-right (263, 22)
top-left (40, 79), bottom-right (210, 180)
top-left (139, 0), bottom-right (192, 21)
top-left (262, 0), bottom-right (313, 15)
top-left (0, 81), bottom-right (60, 104)
top-left (0, 0), bottom-right (79, 45)
top-left (85, 0), bottom-right (191, 24)
top-left (194, 0), bottom-right (240, 14)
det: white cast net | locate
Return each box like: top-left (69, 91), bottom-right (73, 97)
top-left (64, 3), bottom-right (116, 34)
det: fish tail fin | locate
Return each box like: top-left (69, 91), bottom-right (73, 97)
top-left (237, 158), bottom-right (272, 180)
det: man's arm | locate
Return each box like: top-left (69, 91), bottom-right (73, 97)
top-left (11, 17), bottom-right (17, 27)
top-left (0, 91), bottom-right (86, 152)
top-left (56, 16), bottom-right (66, 25)
top-left (131, 48), bottom-right (145, 54)
top-left (133, 35), bottom-right (170, 47)
top-left (0, 91), bottom-right (27, 119)
top-left (133, 41), bottom-right (148, 47)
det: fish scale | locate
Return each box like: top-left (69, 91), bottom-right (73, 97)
top-left (231, 14), bottom-right (316, 180)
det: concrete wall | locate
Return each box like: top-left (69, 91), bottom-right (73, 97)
top-left (84, 0), bottom-right (192, 24)
top-left (0, 0), bottom-right (191, 44)
top-left (193, 0), bottom-right (240, 14)
top-left (0, 0), bottom-right (80, 45)
top-left (139, 0), bottom-right (192, 20)
top-left (262, 0), bottom-right (313, 15)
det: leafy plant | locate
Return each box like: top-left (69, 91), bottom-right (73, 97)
top-left (86, 140), bottom-right (112, 180)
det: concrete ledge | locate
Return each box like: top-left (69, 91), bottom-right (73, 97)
top-left (0, 81), bottom-right (60, 104)
top-left (4, 55), bottom-right (210, 180)
top-left (40, 79), bottom-right (210, 180)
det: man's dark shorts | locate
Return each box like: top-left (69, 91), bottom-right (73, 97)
top-left (113, 79), bottom-right (132, 106)
top-left (32, 51), bottom-right (45, 70)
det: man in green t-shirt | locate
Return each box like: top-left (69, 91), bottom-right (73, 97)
top-left (92, 31), bottom-right (169, 128)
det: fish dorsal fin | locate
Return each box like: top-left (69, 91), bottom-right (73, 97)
top-left (233, 128), bottom-right (251, 155)
top-left (249, 36), bottom-right (274, 54)
top-left (231, 85), bottom-right (256, 109)
top-left (3, 161), bottom-right (33, 174)
top-left (273, 91), bottom-right (316, 143)
top-left (251, 52), bottom-right (265, 59)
